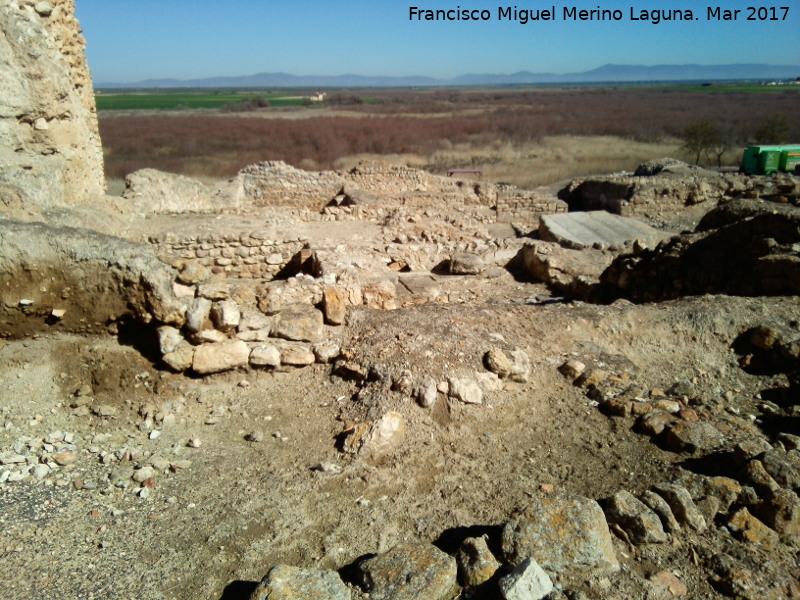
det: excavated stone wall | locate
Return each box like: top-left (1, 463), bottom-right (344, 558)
top-left (238, 160), bottom-right (564, 225)
top-left (342, 161), bottom-right (493, 207)
top-left (150, 230), bottom-right (308, 279)
top-left (558, 172), bottom-right (746, 217)
top-left (239, 161), bottom-right (343, 210)
top-left (239, 160), bottom-right (496, 211)
top-left (0, 0), bottom-right (105, 213)
top-left (496, 188), bottom-right (568, 223)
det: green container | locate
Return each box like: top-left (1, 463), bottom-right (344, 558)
top-left (760, 150), bottom-right (782, 175)
top-left (741, 145), bottom-right (800, 174)
top-left (741, 146), bottom-right (761, 174)
top-left (779, 149), bottom-right (800, 172)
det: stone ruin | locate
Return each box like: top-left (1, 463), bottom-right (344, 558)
top-left (2, 4), bottom-right (800, 599)
top-left (2, 0), bottom-right (799, 379)
top-left (0, 0), bottom-right (105, 214)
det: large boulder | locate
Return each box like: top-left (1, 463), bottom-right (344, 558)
top-left (502, 493), bottom-right (619, 578)
top-left (520, 241), bottom-right (612, 298)
top-left (539, 211), bottom-right (670, 251)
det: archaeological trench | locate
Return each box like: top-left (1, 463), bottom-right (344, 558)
top-left (1, 2), bottom-right (799, 600)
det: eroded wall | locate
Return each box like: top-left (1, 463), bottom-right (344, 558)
top-left (0, 0), bottom-right (105, 213)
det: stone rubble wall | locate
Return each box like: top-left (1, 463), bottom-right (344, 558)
top-left (559, 172), bottom-right (753, 217)
top-left (0, 0), bottom-right (105, 213)
top-left (341, 161), bottom-right (494, 208)
top-left (496, 189), bottom-right (568, 223)
top-left (149, 230), bottom-right (308, 280)
top-left (237, 160), bottom-right (564, 226)
top-left (239, 161), bottom-right (344, 210)
top-left (597, 203), bottom-right (800, 302)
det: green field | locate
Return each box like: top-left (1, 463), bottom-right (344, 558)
top-left (94, 91), bottom-right (309, 111)
top-left (681, 82), bottom-right (800, 93)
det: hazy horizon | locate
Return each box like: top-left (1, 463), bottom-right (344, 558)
top-left (76, 0), bottom-right (800, 84)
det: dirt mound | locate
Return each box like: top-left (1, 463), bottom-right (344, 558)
top-left (0, 217), bottom-right (183, 338)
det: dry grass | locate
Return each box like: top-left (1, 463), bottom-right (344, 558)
top-left (332, 136), bottom-right (682, 188)
top-left (98, 87), bottom-right (799, 188)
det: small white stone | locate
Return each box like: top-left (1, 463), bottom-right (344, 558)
top-left (8, 469), bottom-right (30, 482)
top-left (133, 466), bottom-right (155, 483)
top-left (34, 2), bottom-right (53, 17)
top-left (33, 464), bottom-right (50, 479)
top-left (245, 431), bottom-right (264, 443)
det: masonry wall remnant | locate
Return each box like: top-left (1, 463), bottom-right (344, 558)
top-left (240, 161), bottom-right (343, 210)
top-left (495, 186), bottom-right (568, 223)
top-left (150, 230), bottom-right (308, 279)
top-left (237, 159), bottom-right (567, 226)
top-left (558, 171), bottom-right (754, 217)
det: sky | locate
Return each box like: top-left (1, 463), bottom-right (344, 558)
top-left (75, 0), bottom-right (800, 84)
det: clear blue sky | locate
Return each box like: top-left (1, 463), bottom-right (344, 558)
top-left (76, 0), bottom-right (800, 83)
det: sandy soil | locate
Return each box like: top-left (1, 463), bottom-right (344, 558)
top-left (1, 260), bottom-right (798, 599)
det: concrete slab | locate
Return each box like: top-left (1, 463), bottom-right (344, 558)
top-left (539, 211), bottom-right (671, 250)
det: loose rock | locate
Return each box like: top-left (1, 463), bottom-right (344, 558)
top-left (498, 557), bottom-right (554, 600)
top-left (357, 543), bottom-right (458, 600)
top-left (250, 564), bottom-right (351, 600)
top-left (604, 490), bottom-right (668, 544)
top-left (502, 493), bottom-right (620, 578)
top-left (455, 535), bottom-right (501, 588)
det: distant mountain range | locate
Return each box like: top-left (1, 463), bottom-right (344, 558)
top-left (98, 63), bottom-right (800, 89)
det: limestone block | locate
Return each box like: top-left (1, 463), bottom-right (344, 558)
top-left (210, 299), bottom-right (241, 332)
top-left (450, 252), bottom-right (485, 275)
top-left (322, 286), bottom-right (346, 325)
top-left (362, 279), bottom-right (397, 310)
top-left (192, 340), bottom-right (249, 374)
top-left (274, 341), bottom-right (316, 366)
top-left (157, 325), bottom-right (183, 355)
top-left (273, 305), bottom-right (324, 342)
top-left (162, 341), bottom-right (195, 372)
top-left (249, 344), bottom-right (281, 368)
top-left (448, 377), bottom-right (483, 405)
top-left (498, 557), bottom-right (553, 600)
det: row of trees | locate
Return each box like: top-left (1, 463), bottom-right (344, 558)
top-left (681, 115), bottom-right (792, 167)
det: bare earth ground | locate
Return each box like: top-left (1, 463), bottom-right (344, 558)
top-left (1, 239), bottom-right (798, 600)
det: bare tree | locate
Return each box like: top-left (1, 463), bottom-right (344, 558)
top-left (755, 115), bottom-right (790, 144)
top-left (681, 121), bottom-right (719, 166)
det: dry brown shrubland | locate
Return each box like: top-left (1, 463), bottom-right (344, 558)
top-left (98, 87), bottom-right (799, 187)
top-left (332, 136), bottom-right (682, 188)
